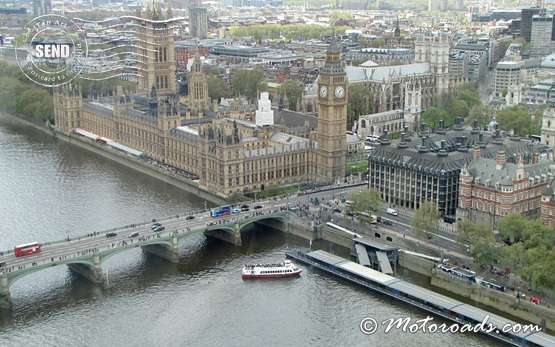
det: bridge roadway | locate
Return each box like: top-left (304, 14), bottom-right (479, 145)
top-left (0, 182), bottom-right (465, 307)
top-left (0, 202), bottom-right (294, 307)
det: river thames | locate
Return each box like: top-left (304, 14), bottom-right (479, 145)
top-left (0, 113), bottom-right (499, 346)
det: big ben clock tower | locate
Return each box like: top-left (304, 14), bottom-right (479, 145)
top-left (316, 33), bottom-right (347, 183)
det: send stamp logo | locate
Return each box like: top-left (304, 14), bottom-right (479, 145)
top-left (15, 14), bottom-right (88, 87)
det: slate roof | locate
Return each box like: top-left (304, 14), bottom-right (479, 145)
top-left (273, 108), bottom-right (318, 130)
top-left (468, 157), bottom-right (554, 187)
top-left (345, 66), bottom-right (368, 83)
top-left (368, 62), bottom-right (430, 81)
top-left (370, 142), bottom-right (471, 175)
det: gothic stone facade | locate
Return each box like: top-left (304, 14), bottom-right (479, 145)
top-left (53, 13), bottom-right (348, 198)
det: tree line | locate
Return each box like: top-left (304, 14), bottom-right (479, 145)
top-left (229, 24), bottom-right (351, 42)
top-left (457, 214), bottom-right (555, 291)
top-left (420, 83), bottom-right (481, 129)
top-left (0, 61), bottom-right (54, 123)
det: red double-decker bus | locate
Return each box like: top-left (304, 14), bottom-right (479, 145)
top-left (14, 242), bottom-right (41, 257)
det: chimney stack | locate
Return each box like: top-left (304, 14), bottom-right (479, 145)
top-left (439, 119), bottom-right (444, 129)
top-left (473, 119), bottom-right (478, 129)
top-left (473, 145), bottom-right (481, 160)
top-left (401, 132), bottom-right (406, 142)
top-left (496, 151), bottom-right (506, 169)
top-left (532, 152), bottom-right (540, 164)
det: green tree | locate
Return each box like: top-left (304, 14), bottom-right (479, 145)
top-left (472, 237), bottom-right (500, 269)
top-left (466, 105), bottom-right (495, 130)
top-left (539, 251), bottom-right (555, 289)
top-left (388, 60), bottom-right (404, 66)
top-left (497, 213), bottom-right (526, 244)
top-left (521, 219), bottom-right (555, 249)
top-left (369, 38), bottom-right (385, 47)
top-left (231, 68), bottom-right (267, 101)
top-left (278, 80), bottom-right (304, 111)
top-left (496, 105), bottom-right (532, 136)
top-left (512, 37), bottom-right (531, 51)
top-left (456, 221), bottom-right (498, 268)
top-left (410, 201), bottom-right (441, 239)
top-left (347, 84), bottom-right (373, 129)
top-left (432, 91), bottom-right (454, 109)
top-left (207, 75), bottom-right (227, 102)
top-left (421, 107), bottom-right (447, 129)
top-left (456, 89), bottom-right (481, 110)
top-left (500, 242), bottom-right (527, 273)
top-left (531, 108), bottom-right (544, 135)
top-left (348, 188), bottom-right (382, 214)
top-left (351, 58), bottom-right (367, 66)
top-left (446, 99), bottom-right (469, 123)
top-left (356, 37), bottom-right (368, 48)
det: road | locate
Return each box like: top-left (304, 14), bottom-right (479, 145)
top-left (0, 182), bottom-right (466, 272)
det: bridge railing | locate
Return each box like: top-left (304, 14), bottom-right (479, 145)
top-left (1, 208), bottom-right (216, 255)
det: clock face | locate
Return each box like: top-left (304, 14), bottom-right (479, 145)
top-left (335, 86), bottom-right (345, 98)
top-left (319, 85), bottom-right (328, 98)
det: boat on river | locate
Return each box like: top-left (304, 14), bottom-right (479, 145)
top-left (242, 259), bottom-right (302, 279)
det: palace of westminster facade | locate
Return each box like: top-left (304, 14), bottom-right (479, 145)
top-left (53, 10), bottom-right (349, 198)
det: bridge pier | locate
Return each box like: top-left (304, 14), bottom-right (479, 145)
top-left (67, 254), bottom-right (103, 283)
top-left (141, 235), bottom-right (179, 262)
top-left (0, 273), bottom-right (11, 308)
top-left (233, 221), bottom-right (242, 246)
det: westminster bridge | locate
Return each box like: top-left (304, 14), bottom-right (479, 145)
top-left (0, 203), bottom-right (309, 307)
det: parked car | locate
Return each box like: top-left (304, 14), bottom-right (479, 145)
top-left (185, 215), bottom-right (195, 220)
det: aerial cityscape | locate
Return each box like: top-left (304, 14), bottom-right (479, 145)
top-left (1, 0), bottom-right (555, 345)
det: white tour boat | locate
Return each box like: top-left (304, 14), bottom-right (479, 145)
top-left (242, 259), bottom-right (302, 279)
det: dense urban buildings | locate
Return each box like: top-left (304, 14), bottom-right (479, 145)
top-left (369, 120), bottom-right (552, 217)
top-left (53, 10), bottom-right (350, 198)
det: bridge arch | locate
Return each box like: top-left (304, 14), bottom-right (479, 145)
top-left (5, 258), bottom-right (95, 290)
top-left (236, 214), bottom-right (288, 233)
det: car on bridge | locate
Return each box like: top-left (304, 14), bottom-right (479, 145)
top-left (254, 205), bottom-right (263, 209)
top-left (185, 215), bottom-right (195, 220)
top-left (106, 232), bottom-right (117, 238)
top-left (232, 208), bottom-right (241, 214)
top-left (128, 232), bottom-right (139, 238)
top-left (151, 222), bottom-right (161, 229)
top-left (382, 220), bottom-right (392, 226)
top-left (154, 226), bottom-right (165, 232)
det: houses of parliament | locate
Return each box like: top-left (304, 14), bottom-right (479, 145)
top-left (53, 9), bottom-right (348, 198)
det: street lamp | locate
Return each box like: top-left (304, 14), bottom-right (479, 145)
top-left (66, 230), bottom-right (70, 242)
top-left (204, 201), bottom-right (207, 212)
